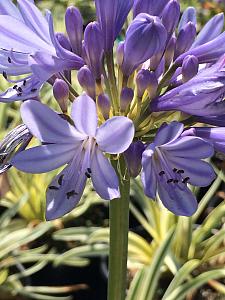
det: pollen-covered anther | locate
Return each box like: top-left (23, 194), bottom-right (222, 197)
top-left (85, 171), bottom-right (91, 178)
top-left (66, 190), bottom-right (78, 199)
top-left (167, 179), bottom-right (174, 183)
top-left (182, 177), bottom-right (190, 184)
top-left (177, 169), bottom-right (185, 174)
top-left (159, 170), bottom-right (165, 176)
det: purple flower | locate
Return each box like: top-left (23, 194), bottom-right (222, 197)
top-left (124, 141), bottom-right (145, 178)
top-left (141, 122), bottom-right (215, 216)
top-left (11, 94), bottom-right (135, 220)
top-left (121, 14), bottom-right (167, 76)
top-left (0, 0), bottom-right (84, 102)
top-left (150, 56), bottom-right (225, 116)
top-left (95, 0), bottom-right (134, 51)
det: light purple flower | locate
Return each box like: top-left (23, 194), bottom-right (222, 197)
top-left (133, 0), bottom-right (170, 18)
top-left (141, 122), bottom-right (215, 216)
top-left (150, 56), bottom-right (225, 116)
top-left (95, 0), bottom-right (134, 51)
top-left (0, 0), bottom-right (84, 102)
top-left (11, 94), bottom-right (135, 220)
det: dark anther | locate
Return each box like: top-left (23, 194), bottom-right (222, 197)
top-left (173, 179), bottom-right (179, 183)
top-left (85, 172), bottom-right (91, 178)
top-left (49, 186), bottom-right (59, 190)
top-left (167, 179), bottom-right (173, 183)
top-left (87, 168), bottom-right (92, 174)
top-left (23, 80), bottom-right (26, 86)
top-left (58, 174), bottom-right (64, 186)
top-left (182, 177), bottom-right (190, 184)
top-left (3, 71), bottom-right (7, 79)
top-left (17, 93), bottom-right (22, 97)
top-left (31, 88), bottom-right (37, 92)
top-left (67, 190), bottom-right (78, 199)
top-left (177, 169), bottom-right (184, 174)
top-left (159, 171), bottom-right (165, 176)
top-left (13, 85), bottom-right (17, 89)
top-left (173, 168), bottom-right (178, 172)
top-left (8, 57), bottom-right (11, 63)
top-left (18, 87), bottom-right (22, 92)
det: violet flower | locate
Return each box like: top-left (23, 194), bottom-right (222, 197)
top-left (0, 0), bottom-right (84, 102)
top-left (141, 122), bottom-right (215, 216)
top-left (150, 56), bottom-right (225, 116)
top-left (11, 94), bottom-right (135, 220)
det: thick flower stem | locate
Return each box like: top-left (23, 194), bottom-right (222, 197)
top-left (108, 158), bottom-right (130, 300)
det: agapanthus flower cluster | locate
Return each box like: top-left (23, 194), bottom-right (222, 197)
top-left (1, 0), bottom-right (225, 219)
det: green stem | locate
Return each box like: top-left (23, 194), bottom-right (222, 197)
top-left (108, 158), bottom-right (130, 300)
top-left (106, 51), bottom-right (119, 114)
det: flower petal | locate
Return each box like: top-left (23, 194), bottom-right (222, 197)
top-left (0, 15), bottom-right (54, 53)
top-left (11, 144), bottom-right (76, 173)
top-left (0, 0), bottom-right (23, 21)
top-left (158, 181), bottom-right (198, 216)
top-left (163, 136), bottom-right (214, 159)
top-left (154, 121), bottom-right (184, 146)
top-left (91, 149), bottom-right (120, 200)
top-left (96, 116), bottom-right (134, 154)
top-left (71, 93), bottom-right (98, 136)
top-left (46, 163), bottom-right (86, 220)
top-left (141, 146), bottom-right (157, 199)
top-left (21, 100), bottom-right (85, 143)
top-left (18, 0), bottom-right (51, 44)
top-left (167, 156), bottom-right (216, 186)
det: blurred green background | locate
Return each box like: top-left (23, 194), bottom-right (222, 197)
top-left (1, 1), bottom-right (225, 300)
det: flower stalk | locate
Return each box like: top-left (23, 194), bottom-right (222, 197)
top-left (108, 157), bottom-right (130, 300)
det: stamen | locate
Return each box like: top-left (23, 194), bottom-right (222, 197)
top-left (85, 171), bottom-right (91, 178)
top-left (167, 179), bottom-right (173, 183)
top-left (8, 57), bottom-right (11, 63)
top-left (3, 71), bottom-right (7, 80)
top-left (17, 93), bottom-right (22, 97)
top-left (173, 168), bottom-right (178, 172)
top-left (66, 190), bottom-right (78, 199)
top-left (58, 174), bottom-right (64, 186)
top-left (23, 80), bottom-right (26, 86)
top-left (159, 171), bottom-right (165, 176)
top-left (49, 186), bottom-right (59, 190)
top-left (182, 177), bottom-right (190, 184)
top-left (18, 87), bottom-right (22, 92)
top-left (13, 85), bottom-right (18, 89)
top-left (173, 179), bottom-right (179, 183)
top-left (87, 168), bottom-right (92, 174)
top-left (177, 169), bottom-right (184, 174)
top-left (31, 88), bottom-right (37, 93)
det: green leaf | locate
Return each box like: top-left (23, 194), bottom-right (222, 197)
top-left (127, 228), bottom-right (175, 300)
top-left (164, 269), bottom-right (225, 300)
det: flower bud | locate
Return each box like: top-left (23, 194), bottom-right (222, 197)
top-left (77, 66), bottom-right (96, 99)
top-left (162, 0), bottom-right (180, 39)
top-left (164, 36), bottom-right (176, 67)
top-left (121, 14), bottom-right (167, 76)
top-left (120, 88), bottom-right (134, 112)
top-left (182, 55), bottom-right (198, 82)
top-left (133, 0), bottom-right (170, 18)
top-left (124, 141), bottom-right (145, 178)
top-left (116, 42), bottom-right (125, 66)
top-left (178, 7), bottom-right (197, 32)
top-left (175, 22), bottom-right (196, 59)
top-left (55, 33), bottom-right (71, 51)
top-left (136, 69), bottom-right (158, 98)
top-left (95, 0), bottom-right (134, 51)
top-left (98, 93), bottom-right (111, 119)
top-left (53, 79), bottom-right (69, 113)
top-left (65, 6), bottom-right (83, 56)
top-left (84, 22), bottom-right (104, 80)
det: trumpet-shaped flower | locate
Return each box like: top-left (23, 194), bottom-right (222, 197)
top-left (150, 56), bottom-right (225, 116)
top-left (11, 94), bottom-right (135, 220)
top-left (141, 122), bottom-right (215, 216)
top-left (0, 0), bottom-right (84, 102)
